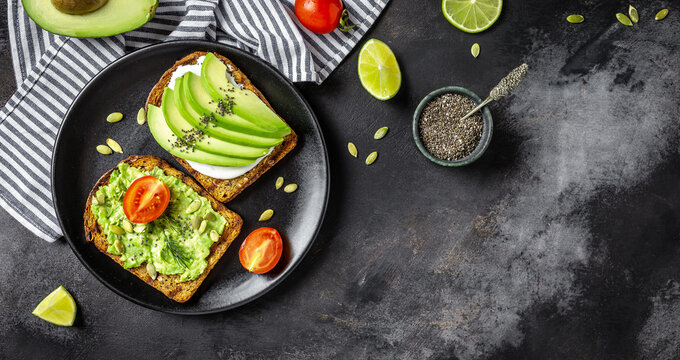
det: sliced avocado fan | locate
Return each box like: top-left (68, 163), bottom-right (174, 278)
top-left (22, 0), bottom-right (158, 38)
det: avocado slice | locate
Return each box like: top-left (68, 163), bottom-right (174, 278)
top-left (161, 89), bottom-right (268, 160)
top-left (200, 53), bottom-right (290, 134)
top-left (147, 105), bottom-right (256, 167)
top-left (182, 73), bottom-right (290, 138)
top-left (173, 75), bottom-right (284, 149)
top-left (22, 0), bottom-right (157, 38)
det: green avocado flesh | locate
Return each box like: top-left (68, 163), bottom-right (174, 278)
top-left (161, 89), bottom-right (269, 159)
top-left (22, 0), bottom-right (158, 38)
top-left (201, 53), bottom-right (290, 134)
top-left (147, 105), bottom-right (257, 167)
top-left (173, 77), bottom-right (283, 148)
top-left (90, 163), bottom-right (227, 282)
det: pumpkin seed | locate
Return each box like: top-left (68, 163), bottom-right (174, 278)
top-left (185, 199), bottom-right (201, 214)
top-left (275, 176), bottom-right (284, 189)
top-left (628, 5), bottom-right (639, 23)
top-left (259, 209), bottom-right (274, 221)
top-left (106, 112), bottom-right (123, 123)
top-left (471, 43), bottom-right (480, 58)
top-left (373, 127), bottom-right (389, 140)
top-left (284, 183), bottom-right (298, 193)
top-left (114, 239), bottom-right (124, 254)
top-left (209, 230), bottom-right (220, 243)
top-left (134, 225), bottom-right (146, 233)
top-left (365, 151), bottom-right (378, 165)
top-left (347, 142), bottom-right (358, 157)
top-left (655, 9), bottom-right (668, 20)
top-left (122, 220), bottom-right (133, 233)
top-left (204, 212), bottom-right (216, 222)
top-left (146, 263), bottom-right (157, 280)
top-left (110, 225), bottom-right (125, 235)
top-left (106, 138), bottom-right (122, 153)
top-left (96, 145), bottom-right (112, 155)
top-left (91, 197), bottom-right (99, 205)
top-left (192, 214), bottom-right (202, 229)
top-left (137, 107), bottom-right (146, 125)
top-left (198, 220), bottom-right (207, 234)
top-left (616, 13), bottom-right (633, 26)
top-left (566, 14), bottom-right (584, 23)
top-left (96, 192), bottom-right (105, 205)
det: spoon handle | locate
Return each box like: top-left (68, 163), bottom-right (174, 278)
top-left (459, 97), bottom-right (493, 122)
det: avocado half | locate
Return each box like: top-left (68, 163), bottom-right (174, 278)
top-left (22, 0), bottom-right (158, 38)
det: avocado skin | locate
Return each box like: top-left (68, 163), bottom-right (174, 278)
top-left (23, 0), bottom-right (158, 38)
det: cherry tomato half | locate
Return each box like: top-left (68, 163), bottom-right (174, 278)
top-left (294, 0), bottom-right (344, 34)
top-left (239, 227), bottom-right (283, 274)
top-left (122, 176), bottom-right (170, 223)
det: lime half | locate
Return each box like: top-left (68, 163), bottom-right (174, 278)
top-left (442, 0), bottom-right (503, 33)
top-left (358, 39), bottom-right (401, 101)
top-left (32, 286), bottom-right (76, 326)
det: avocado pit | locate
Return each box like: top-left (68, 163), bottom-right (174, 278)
top-left (51, 0), bottom-right (108, 15)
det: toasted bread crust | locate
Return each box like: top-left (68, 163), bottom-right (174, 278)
top-left (83, 156), bottom-right (243, 303)
top-left (146, 51), bottom-right (298, 202)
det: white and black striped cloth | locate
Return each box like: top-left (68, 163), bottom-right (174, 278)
top-left (0, 0), bottom-right (389, 242)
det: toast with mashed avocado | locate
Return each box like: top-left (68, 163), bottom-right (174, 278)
top-left (145, 51), bottom-right (298, 203)
top-left (83, 155), bottom-right (243, 302)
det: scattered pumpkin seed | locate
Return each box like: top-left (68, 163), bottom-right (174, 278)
top-left (204, 212), bottom-right (216, 222)
top-left (374, 127), bottom-right (389, 140)
top-left (185, 199), bottom-right (201, 214)
top-left (137, 107), bottom-right (146, 125)
top-left (96, 144), bottom-right (112, 155)
top-left (192, 214), bottom-right (202, 230)
top-left (96, 192), bottom-right (105, 205)
top-left (106, 112), bottom-right (123, 123)
top-left (209, 230), bottom-right (220, 243)
top-left (365, 151), bottom-right (378, 165)
top-left (275, 176), bottom-right (284, 189)
top-left (198, 220), bottom-right (207, 235)
top-left (616, 13), bottom-right (633, 26)
top-left (655, 9), bottom-right (668, 20)
top-left (347, 142), bottom-right (358, 157)
top-left (628, 5), bottom-right (639, 23)
top-left (566, 14), bottom-right (584, 23)
top-left (471, 43), bottom-right (480, 58)
top-left (106, 138), bottom-right (123, 153)
top-left (134, 225), bottom-right (146, 233)
top-left (110, 225), bottom-right (125, 235)
top-left (284, 184), bottom-right (298, 193)
top-left (114, 239), bottom-right (124, 254)
top-left (122, 220), bottom-right (133, 233)
top-left (259, 209), bottom-right (274, 221)
top-left (146, 263), bottom-right (157, 280)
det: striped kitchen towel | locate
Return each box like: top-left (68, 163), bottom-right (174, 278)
top-left (0, 0), bottom-right (389, 242)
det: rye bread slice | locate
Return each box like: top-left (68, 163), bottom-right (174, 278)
top-left (83, 155), bottom-right (243, 303)
top-left (145, 51), bottom-right (298, 203)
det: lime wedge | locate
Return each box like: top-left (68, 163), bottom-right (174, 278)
top-left (442, 0), bottom-right (503, 33)
top-left (358, 39), bottom-right (401, 101)
top-left (32, 286), bottom-right (76, 326)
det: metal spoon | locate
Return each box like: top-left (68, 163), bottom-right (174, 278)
top-left (459, 63), bottom-right (528, 121)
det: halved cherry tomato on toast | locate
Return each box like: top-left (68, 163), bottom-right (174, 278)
top-left (122, 176), bottom-right (170, 223)
top-left (239, 227), bottom-right (283, 274)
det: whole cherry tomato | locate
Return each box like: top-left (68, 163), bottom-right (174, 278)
top-left (294, 0), bottom-right (354, 34)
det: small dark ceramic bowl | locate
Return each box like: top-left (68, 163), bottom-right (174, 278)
top-left (412, 86), bottom-right (493, 167)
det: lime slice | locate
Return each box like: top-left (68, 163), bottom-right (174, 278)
top-left (32, 286), bottom-right (76, 326)
top-left (442, 0), bottom-right (503, 33)
top-left (358, 39), bottom-right (401, 101)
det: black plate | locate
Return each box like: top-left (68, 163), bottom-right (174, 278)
top-left (51, 41), bottom-right (329, 314)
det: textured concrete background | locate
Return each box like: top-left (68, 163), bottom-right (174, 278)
top-left (2, 0), bottom-right (680, 359)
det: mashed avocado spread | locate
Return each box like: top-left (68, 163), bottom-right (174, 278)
top-left (91, 163), bottom-right (227, 282)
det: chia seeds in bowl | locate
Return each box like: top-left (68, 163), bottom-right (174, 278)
top-left (412, 86), bottom-right (493, 167)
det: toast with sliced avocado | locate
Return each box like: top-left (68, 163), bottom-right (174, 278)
top-left (83, 155), bottom-right (243, 303)
top-left (146, 51), bottom-right (298, 203)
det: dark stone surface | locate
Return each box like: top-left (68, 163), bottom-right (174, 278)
top-left (2, 0), bottom-right (680, 359)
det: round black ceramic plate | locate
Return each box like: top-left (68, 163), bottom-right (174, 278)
top-left (52, 41), bottom-right (329, 314)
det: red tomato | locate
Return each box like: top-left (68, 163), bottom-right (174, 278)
top-left (295, 0), bottom-right (344, 34)
top-left (239, 227), bottom-right (283, 274)
top-left (122, 176), bottom-right (170, 223)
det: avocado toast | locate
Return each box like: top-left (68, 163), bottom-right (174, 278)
top-left (83, 155), bottom-right (243, 303)
top-left (146, 51), bottom-right (298, 203)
